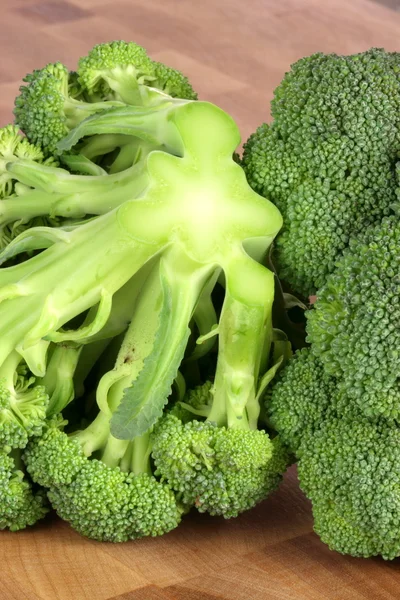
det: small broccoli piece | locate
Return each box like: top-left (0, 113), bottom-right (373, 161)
top-left (78, 40), bottom-right (196, 105)
top-left (0, 448), bottom-right (48, 531)
top-left (307, 215), bottom-right (400, 419)
top-left (266, 348), bottom-right (359, 452)
top-left (297, 418), bottom-right (400, 559)
top-left (14, 62), bottom-right (124, 154)
top-left (243, 48), bottom-right (400, 296)
top-left (152, 382), bottom-right (290, 519)
top-left (0, 351), bottom-right (48, 450)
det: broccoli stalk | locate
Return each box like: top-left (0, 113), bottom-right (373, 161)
top-left (0, 100), bottom-right (282, 444)
top-left (24, 260), bottom-right (188, 541)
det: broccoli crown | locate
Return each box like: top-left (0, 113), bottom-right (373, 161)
top-left (24, 417), bottom-right (183, 541)
top-left (266, 348), bottom-right (340, 452)
top-left (78, 40), bottom-right (196, 103)
top-left (0, 357), bottom-right (48, 450)
top-left (24, 421), bottom-right (86, 487)
top-left (0, 450), bottom-right (48, 531)
top-left (242, 48), bottom-right (400, 296)
top-left (0, 124), bottom-right (43, 197)
top-left (48, 462), bottom-right (182, 543)
top-left (307, 215), bottom-right (400, 419)
top-left (14, 63), bottom-right (78, 154)
top-left (297, 418), bottom-right (400, 559)
top-left (152, 415), bottom-right (289, 518)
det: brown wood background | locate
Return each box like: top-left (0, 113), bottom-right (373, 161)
top-left (2, 0), bottom-right (400, 598)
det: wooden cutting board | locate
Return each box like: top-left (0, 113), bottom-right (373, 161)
top-left (2, 0), bottom-right (400, 597)
top-left (1, 467), bottom-right (399, 600)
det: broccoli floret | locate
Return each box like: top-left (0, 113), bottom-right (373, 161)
top-left (78, 40), bottom-right (196, 105)
top-left (243, 48), bottom-right (400, 296)
top-left (152, 381), bottom-right (290, 519)
top-left (307, 215), bottom-right (400, 419)
top-left (14, 62), bottom-right (124, 154)
top-left (297, 418), bottom-right (400, 559)
top-left (0, 351), bottom-right (48, 450)
top-left (266, 347), bottom-right (362, 452)
top-left (0, 448), bottom-right (48, 531)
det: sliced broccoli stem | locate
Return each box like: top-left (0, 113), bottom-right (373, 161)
top-left (207, 254), bottom-right (275, 430)
top-left (188, 269), bottom-right (220, 361)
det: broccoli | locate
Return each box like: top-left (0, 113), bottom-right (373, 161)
top-left (24, 264), bottom-right (188, 541)
top-left (0, 99), bottom-right (282, 447)
top-left (0, 448), bottom-right (48, 531)
top-left (14, 41), bottom-right (196, 157)
top-left (0, 351), bottom-right (48, 451)
top-left (151, 379), bottom-right (290, 519)
top-left (78, 40), bottom-right (197, 105)
top-left (0, 124), bottom-right (150, 247)
top-left (297, 418), bottom-right (400, 559)
top-left (242, 48), bottom-right (400, 296)
top-left (14, 62), bottom-right (124, 155)
top-left (307, 214), bottom-right (400, 419)
top-left (266, 347), bottom-right (363, 452)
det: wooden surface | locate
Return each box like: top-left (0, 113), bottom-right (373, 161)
top-left (2, 0), bottom-right (400, 598)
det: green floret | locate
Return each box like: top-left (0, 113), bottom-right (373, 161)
top-left (297, 418), bottom-right (400, 559)
top-left (14, 62), bottom-right (123, 154)
top-left (78, 40), bottom-right (196, 105)
top-left (0, 449), bottom-right (48, 531)
top-left (266, 348), bottom-right (337, 452)
top-left (243, 48), bottom-right (400, 296)
top-left (0, 351), bottom-right (48, 450)
top-left (48, 463), bottom-right (181, 542)
top-left (307, 215), bottom-right (400, 419)
top-left (152, 381), bottom-right (290, 518)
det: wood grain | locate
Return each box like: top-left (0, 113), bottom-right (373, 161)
top-left (2, 0), bottom-right (400, 598)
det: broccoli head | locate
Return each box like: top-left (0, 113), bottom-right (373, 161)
top-left (14, 62), bottom-right (124, 155)
top-left (243, 48), bottom-right (400, 296)
top-left (0, 449), bottom-right (48, 531)
top-left (307, 214), bottom-right (400, 419)
top-left (152, 382), bottom-right (290, 518)
top-left (0, 351), bottom-right (48, 450)
top-left (78, 40), bottom-right (197, 104)
top-left (297, 418), bottom-right (400, 559)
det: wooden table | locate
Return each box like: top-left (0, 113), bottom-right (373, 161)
top-left (1, 0), bottom-right (400, 598)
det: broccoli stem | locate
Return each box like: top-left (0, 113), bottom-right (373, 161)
top-left (57, 102), bottom-right (190, 157)
top-left (3, 159), bottom-right (149, 223)
top-left (207, 254), bottom-right (275, 430)
top-left (130, 431), bottom-right (152, 476)
top-left (63, 96), bottom-right (124, 130)
top-left (41, 344), bottom-right (82, 416)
